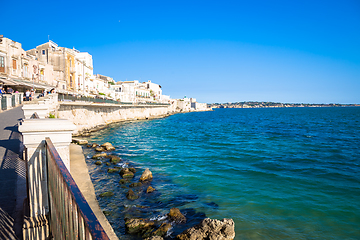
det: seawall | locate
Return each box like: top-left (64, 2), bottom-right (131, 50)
top-left (56, 102), bottom-right (177, 135)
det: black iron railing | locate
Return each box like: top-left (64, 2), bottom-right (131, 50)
top-left (58, 93), bottom-right (170, 106)
top-left (45, 138), bottom-right (109, 240)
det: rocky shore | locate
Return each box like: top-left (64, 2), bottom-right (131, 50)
top-left (74, 140), bottom-right (235, 239)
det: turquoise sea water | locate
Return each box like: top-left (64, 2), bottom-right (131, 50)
top-left (83, 107), bottom-right (360, 239)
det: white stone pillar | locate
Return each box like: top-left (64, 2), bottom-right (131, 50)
top-left (19, 119), bottom-right (76, 217)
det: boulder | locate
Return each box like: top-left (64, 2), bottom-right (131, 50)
top-left (72, 138), bottom-right (88, 145)
top-left (168, 208), bottom-right (186, 223)
top-left (176, 218), bottom-right (235, 240)
top-left (99, 191), bottom-right (114, 197)
top-left (145, 237), bottom-right (164, 240)
top-left (126, 189), bottom-right (139, 200)
top-left (95, 147), bottom-right (106, 152)
top-left (120, 168), bottom-right (135, 178)
top-left (153, 222), bottom-right (172, 237)
top-left (107, 168), bottom-right (119, 173)
top-left (119, 179), bottom-right (128, 184)
top-left (129, 167), bottom-right (136, 173)
top-left (140, 168), bottom-right (153, 182)
top-left (125, 218), bottom-right (155, 235)
top-left (146, 186), bottom-right (155, 193)
top-left (92, 153), bottom-right (107, 159)
top-left (129, 182), bottom-right (142, 188)
top-left (108, 155), bottom-right (121, 164)
top-left (101, 142), bottom-right (116, 151)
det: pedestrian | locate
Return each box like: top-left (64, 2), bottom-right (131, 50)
top-left (30, 89), bottom-right (35, 101)
top-left (0, 86), bottom-right (4, 95)
top-left (25, 89), bottom-right (31, 101)
top-left (7, 87), bottom-right (14, 94)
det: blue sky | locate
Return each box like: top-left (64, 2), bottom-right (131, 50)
top-left (2, 0), bottom-right (360, 103)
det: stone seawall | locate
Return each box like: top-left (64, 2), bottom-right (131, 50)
top-left (56, 102), bottom-right (176, 135)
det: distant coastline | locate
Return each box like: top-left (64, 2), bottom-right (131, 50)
top-left (209, 101), bottom-right (360, 109)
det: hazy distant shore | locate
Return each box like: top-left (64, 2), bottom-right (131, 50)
top-left (209, 102), bottom-right (360, 109)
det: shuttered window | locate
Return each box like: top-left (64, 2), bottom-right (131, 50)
top-left (12, 59), bottom-right (17, 69)
top-left (0, 56), bottom-right (4, 72)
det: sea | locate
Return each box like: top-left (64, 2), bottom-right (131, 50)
top-left (82, 107), bottom-right (360, 240)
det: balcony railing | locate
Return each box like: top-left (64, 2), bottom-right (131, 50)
top-left (45, 138), bottom-right (109, 239)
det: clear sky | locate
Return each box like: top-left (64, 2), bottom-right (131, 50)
top-left (2, 0), bottom-right (360, 103)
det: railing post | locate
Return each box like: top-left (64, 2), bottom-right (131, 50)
top-left (19, 118), bottom-right (76, 239)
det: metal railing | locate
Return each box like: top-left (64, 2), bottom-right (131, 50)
top-left (1, 96), bottom-right (6, 110)
top-left (11, 95), bottom-right (15, 107)
top-left (58, 93), bottom-right (170, 106)
top-left (45, 138), bottom-right (109, 240)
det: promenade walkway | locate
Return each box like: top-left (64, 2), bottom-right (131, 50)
top-left (0, 106), bottom-right (26, 239)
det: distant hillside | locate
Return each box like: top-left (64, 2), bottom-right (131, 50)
top-left (208, 102), bottom-right (360, 108)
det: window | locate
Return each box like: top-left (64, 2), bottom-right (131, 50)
top-left (0, 56), bottom-right (4, 73)
top-left (12, 59), bottom-right (17, 69)
top-left (42, 50), bottom-right (46, 55)
top-left (23, 64), bottom-right (28, 77)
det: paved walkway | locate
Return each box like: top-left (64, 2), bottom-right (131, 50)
top-left (0, 106), bottom-right (26, 239)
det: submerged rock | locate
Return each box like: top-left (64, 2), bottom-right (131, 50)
top-left (108, 155), bottom-right (121, 164)
top-left (86, 144), bottom-right (92, 148)
top-left (168, 208), bottom-right (186, 223)
top-left (129, 167), bottom-right (136, 173)
top-left (106, 162), bottom-right (111, 166)
top-left (101, 142), bottom-right (116, 151)
top-left (92, 153), bottom-right (107, 159)
top-left (146, 186), bottom-right (155, 193)
top-left (119, 179), bottom-right (128, 184)
top-left (153, 222), bottom-right (172, 237)
top-left (140, 168), bottom-right (153, 182)
top-left (103, 211), bottom-right (112, 216)
top-left (95, 161), bottom-right (102, 165)
top-left (99, 191), bottom-right (114, 197)
top-left (120, 168), bottom-right (135, 178)
top-left (125, 218), bottom-right (155, 235)
top-left (130, 182), bottom-right (142, 188)
top-left (107, 168), bottom-right (119, 173)
top-left (176, 218), bottom-right (235, 240)
top-left (126, 189), bottom-right (139, 200)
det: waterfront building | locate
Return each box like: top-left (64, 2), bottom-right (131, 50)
top-left (0, 36), bottom-right (56, 91)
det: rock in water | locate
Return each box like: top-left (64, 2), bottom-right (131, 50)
top-left (125, 218), bottom-right (155, 235)
top-left (126, 189), bottom-right (139, 200)
top-left (168, 208), bottom-right (186, 223)
top-left (95, 147), bottom-right (106, 152)
top-left (129, 182), bottom-right (142, 188)
top-left (95, 161), bottom-right (102, 165)
top-left (101, 142), bottom-right (116, 151)
top-left (99, 192), bottom-right (114, 197)
top-left (91, 143), bottom-right (99, 148)
top-left (145, 236), bottom-right (163, 240)
top-left (120, 168), bottom-right (135, 178)
top-left (140, 168), bottom-right (153, 182)
top-left (176, 218), bottom-right (235, 240)
top-left (146, 186), bottom-right (155, 193)
top-left (153, 222), bottom-right (172, 237)
top-left (108, 155), bottom-right (121, 164)
top-left (107, 168), bottom-right (119, 173)
top-left (92, 153), bottom-right (107, 159)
